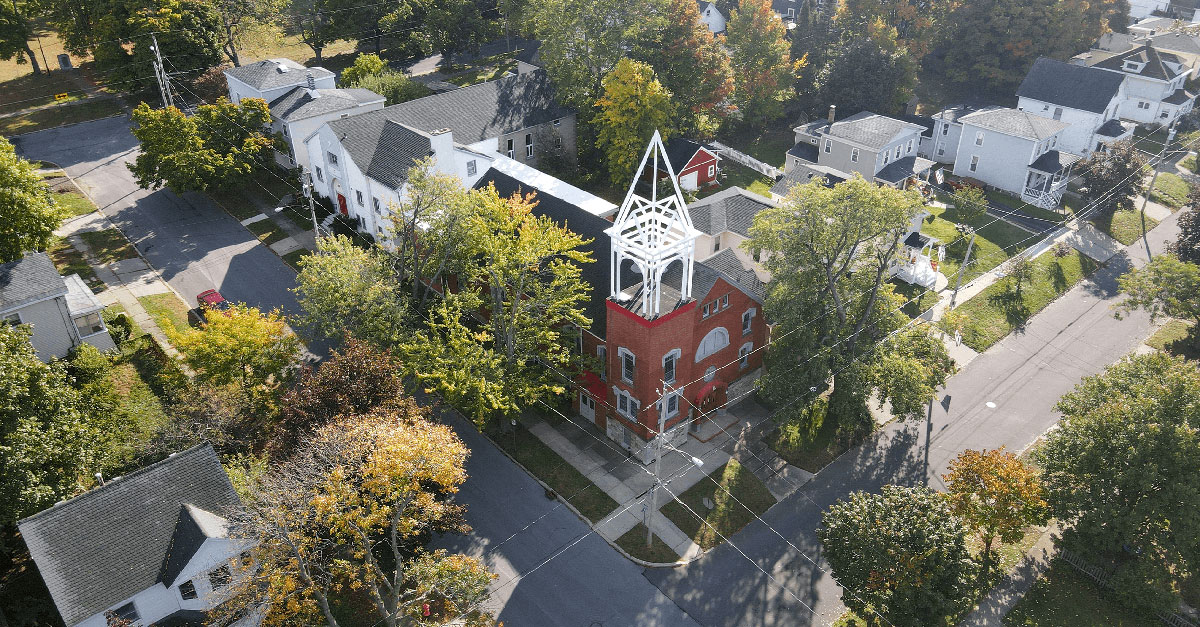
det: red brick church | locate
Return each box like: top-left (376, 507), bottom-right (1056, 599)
top-left (475, 133), bottom-right (770, 463)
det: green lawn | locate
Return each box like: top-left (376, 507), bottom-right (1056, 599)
top-left (984, 190), bottom-right (1068, 223)
top-left (698, 162), bottom-right (773, 199)
top-left (1179, 153), bottom-right (1198, 173)
top-left (1149, 171), bottom-right (1191, 209)
top-left (245, 217), bottom-right (290, 246)
top-left (767, 399), bottom-right (849, 473)
top-left (1133, 125), bottom-right (1170, 155)
top-left (923, 202), bottom-right (1033, 285)
top-left (137, 292), bottom-right (190, 335)
top-left (282, 248), bottom-right (308, 271)
top-left (1145, 319), bottom-right (1200, 361)
top-left (616, 523), bottom-right (680, 564)
top-left (47, 237), bottom-right (104, 292)
top-left (108, 346), bottom-right (171, 461)
top-left (0, 71), bottom-right (84, 113)
top-left (491, 425), bottom-right (619, 524)
top-left (1090, 209), bottom-right (1159, 246)
top-left (660, 459), bottom-right (776, 550)
top-left (52, 187), bottom-right (96, 218)
top-left (717, 117), bottom-right (797, 168)
top-left (79, 228), bottom-right (137, 264)
top-left (0, 98), bottom-right (123, 135)
top-left (957, 251), bottom-right (1099, 352)
top-left (1005, 561), bottom-right (1157, 627)
top-left (446, 60), bottom-right (517, 86)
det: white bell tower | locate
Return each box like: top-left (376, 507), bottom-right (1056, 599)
top-left (606, 131), bottom-right (701, 317)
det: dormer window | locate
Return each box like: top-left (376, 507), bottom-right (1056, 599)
top-left (111, 602), bottom-right (140, 623)
top-left (1123, 60), bottom-right (1145, 72)
top-left (179, 580), bottom-right (198, 600)
top-left (209, 564), bottom-right (232, 590)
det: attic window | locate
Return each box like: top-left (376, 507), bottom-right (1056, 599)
top-left (179, 580), bottom-right (198, 600)
top-left (1123, 60), bottom-right (1144, 72)
top-left (209, 565), bottom-right (232, 590)
top-left (111, 602), bottom-right (140, 623)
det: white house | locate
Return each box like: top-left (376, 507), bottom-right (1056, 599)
top-left (924, 105), bottom-right (982, 165)
top-left (1082, 44), bottom-right (1195, 124)
top-left (223, 58), bottom-right (335, 105)
top-left (785, 108), bottom-right (935, 189)
top-left (266, 78), bottom-right (385, 171)
top-left (0, 252), bottom-right (115, 361)
top-left (952, 107), bottom-right (1080, 209)
top-left (1129, 0), bottom-right (1170, 20)
top-left (697, 1), bottom-right (726, 33)
top-left (1017, 57), bottom-right (1135, 157)
top-left (18, 445), bottom-right (254, 627)
top-left (303, 69), bottom-right (576, 240)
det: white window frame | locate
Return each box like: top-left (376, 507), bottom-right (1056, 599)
top-left (824, 139), bottom-right (832, 153)
top-left (969, 155), bottom-right (979, 172)
top-left (720, 294), bottom-right (728, 310)
top-left (315, 166), bottom-right (323, 182)
top-left (355, 190), bottom-right (364, 205)
top-left (619, 347), bottom-right (635, 384)
top-left (742, 308), bottom-right (756, 335)
top-left (525, 133), bottom-right (534, 158)
top-left (941, 123), bottom-right (949, 136)
top-left (695, 327), bottom-right (730, 362)
top-left (907, 139), bottom-right (914, 153)
top-left (975, 131), bottom-right (984, 146)
top-left (372, 197), bottom-right (381, 214)
top-left (702, 303), bottom-right (710, 318)
top-left (467, 159), bottom-right (477, 176)
top-left (614, 387), bottom-right (640, 418)
top-left (739, 342), bottom-right (753, 369)
top-left (662, 348), bottom-right (681, 385)
top-left (895, 145), bottom-right (901, 159)
top-left (707, 164), bottom-right (716, 177)
top-left (73, 312), bottom-right (105, 337)
top-left (851, 148), bottom-right (859, 162)
top-left (506, 138), bottom-right (515, 158)
top-left (658, 391), bottom-right (681, 419)
top-left (328, 151), bottom-right (338, 165)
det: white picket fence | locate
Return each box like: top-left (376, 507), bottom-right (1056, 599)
top-left (708, 141), bottom-right (781, 179)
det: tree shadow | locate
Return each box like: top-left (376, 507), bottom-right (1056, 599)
top-left (987, 285), bottom-right (1030, 331)
top-left (1049, 261), bottom-right (1068, 292)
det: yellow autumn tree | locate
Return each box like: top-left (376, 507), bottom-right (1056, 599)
top-left (218, 404), bottom-right (495, 627)
top-left (944, 447), bottom-right (1048, 576)
top-left (594, 57), bottom-right (675, 185)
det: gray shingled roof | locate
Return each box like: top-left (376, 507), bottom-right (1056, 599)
top-left (687, 187), bottom-right (776, 238)
top-left (1029, 150), bottom-right (1082, 174)
top-left (825, 112), bottom-right (925, 151)
top-left (1148, 31), bottom-right (1200, 55)
top-left (269, 86), bottom-right (384, 122)
top-left (1017, 57), bottom-right (1125, 114)
top-left (694, 249), bottom-right (765, 302)
top-left (1092, 45), bottom-right (1187, 80)
top-left (875, 156), bottom-right (935, 185)
top-left (18, 445), bottom-right (242, 626)
top-left (0, 252), bottom-right (67, 313)
top-left (1165, 88), bottom-right (1196, 105)
top-left (158, 504), bottom-right (230, 589)
top-left (224, 58), bottom-right (334, 92)
top-left (664, 138), bottom-right (714, 172)
top-left (359, 69), bottom-right (572, 143)
top-left (327, 116), bottom-right (434, 190)
top-left (959, 107), bottom-right (1068, 141)
top-left (931, 105), bottom-right (982, 124)
top-left (770, 164), bottom-right (846, 196)
top-left (787, 142), bottom-right (819, 163)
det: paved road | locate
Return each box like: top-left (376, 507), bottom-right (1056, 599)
top-left (12, 116), bottom-right (309, 325)
top-left (433, 410), bottom-right (699, 627)
top-left (645, 214), bottom-right (1179, 626)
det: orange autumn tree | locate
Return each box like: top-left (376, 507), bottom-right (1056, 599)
top-left (944, 447), bottom-right (1048, 575)
top-left (220, 405), bottom-right (494, 627)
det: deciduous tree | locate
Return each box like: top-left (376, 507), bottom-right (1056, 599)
top-left (0, 0), bottom-right (40, 75)
top-left (951, 184), bottom-right (988, 222)
top-left (402, 186), bottom-right (593, 429)
top-left (128, 98), bottom-right (281, 193)
top-left (726, 0), bottom-right (793, 125)
top-left (273, 338), bottom-right (407, 454)
top-left (939, 0), bottom-right (1129, 89)
top-left (0, 325), bottom-right (121, 525)
top-left (219, 408), bottom-right (495, 627)
top-left (164, 303), bottom-right (301, 406)
top-left (1117, 253), bottom-right (1200, 332)
top-left (944, 448), bottom-right (1047, 575)
top-left (815, 36), bottom-right (916, 116)
top-left (212, 0), bottom-right (279, 66)
top-left (532, 0), bottom-right (661, 111)
top-left (341, 53), bottom-right (387, 85)
top-left (834, 0), bottom-right (957, 59)
top-left (819, 485), bottom-right (973, 626)
top-left (748, 176), bottom-right (954, 439)
top-left (594, 58), bottom-right (675, 184)
top-left (1036, 353), bottom-right (1200, 612)
top-left (278, 0), bottom-right (351, 63)
top-left (637, 0), bottom-right (733, 135)
top-left (0, 138), bottom-right (65, 263)
top-left (295, 234), bottom-right (411, 346)
top-left (1171, 199), bottom-right (1200, 263)
top-left (89, 0), bottom-right (224, 91)
top-left (1080, 139), bottom-right (1147, 217)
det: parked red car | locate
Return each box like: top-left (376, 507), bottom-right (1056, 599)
top-left (196, 289), bottom-right (230, 311)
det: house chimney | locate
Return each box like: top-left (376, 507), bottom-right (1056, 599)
top-left (306, 70), bottom-right (319, 98)
top-left (428, 128), bottom-right (455, 173)
top-left (827, 104), bottom-right (837, 124)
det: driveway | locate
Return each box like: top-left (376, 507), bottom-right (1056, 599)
top-left (644, 215), bottom-right (1179, 625)
top-left (12, 116), bottom-right (310, 328)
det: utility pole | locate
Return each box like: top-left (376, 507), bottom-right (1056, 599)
top-left (301, 167), bottom-right (322, 237)
top-left (950, 224), bottom-right (976, 308)
top-left (1140, 121), bottom-right (1178, 219)
top-left (149, 34), bottom-right (173, 109)
top-left (646, 400), bottom-right (667, 548)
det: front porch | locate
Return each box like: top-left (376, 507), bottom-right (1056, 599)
top-left (1021, 150), bottom-right (1081, 209)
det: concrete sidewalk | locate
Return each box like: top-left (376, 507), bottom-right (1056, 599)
top-left (54, 211), bottom-right (185, 360)
top-left (958, 524), bottom-right (1059, 626)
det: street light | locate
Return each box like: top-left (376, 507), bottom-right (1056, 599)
top-left (646, 382), bottom-right (704, 548)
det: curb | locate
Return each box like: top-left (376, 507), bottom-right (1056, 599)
top-left (7, 109), bottom-right (128, 137)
